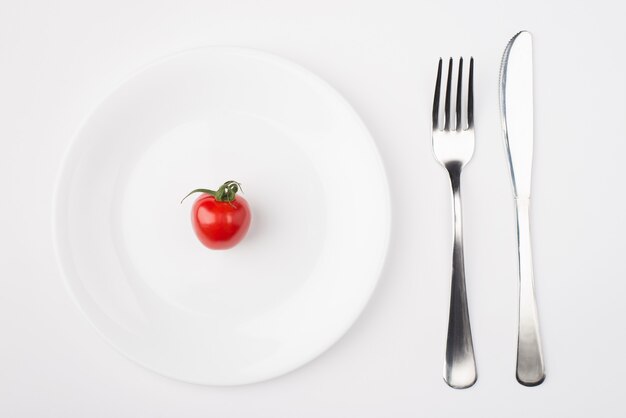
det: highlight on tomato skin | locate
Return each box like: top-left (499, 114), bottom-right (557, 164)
top-left (181, 181), bottom-right (251, 250)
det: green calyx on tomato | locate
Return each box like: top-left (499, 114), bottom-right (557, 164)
top-left (181, 180), bottom-right (242, 204)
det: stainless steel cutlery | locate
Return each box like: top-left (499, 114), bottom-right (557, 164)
top-left (432, 30), bottom-right (545, 388)
top-left (432, 57), bottom-right (477, 389)
top-left (499, 30), bottom-right (546, 386)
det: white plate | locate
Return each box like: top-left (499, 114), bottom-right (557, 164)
top-left (53, 47), bottom-right (390, 385)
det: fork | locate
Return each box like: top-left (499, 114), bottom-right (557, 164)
top-left (432, 57), bottom-right (477, 389)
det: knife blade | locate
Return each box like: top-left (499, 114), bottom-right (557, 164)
top-left (500, 31), bottom-right (534, 199)
top-left (499, 30), bottom-right (546, 387)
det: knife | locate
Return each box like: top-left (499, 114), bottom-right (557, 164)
top-left (499, 30), bottom-right (546, 386)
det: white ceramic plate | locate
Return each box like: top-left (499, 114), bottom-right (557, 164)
top-left (53, 47), bottom-right (390, 385)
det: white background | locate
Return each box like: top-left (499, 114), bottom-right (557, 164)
top-left (1, 0), bottom-right (625, 416)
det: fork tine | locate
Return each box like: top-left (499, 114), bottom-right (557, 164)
top-left (432, 58), bottom-right (443, 130)
top-left (456, 57), bottom-right (463, 131)
top-left (467, 57), bottom-right (474, 129)
top-left (444, 58), bottom-right (453, 131)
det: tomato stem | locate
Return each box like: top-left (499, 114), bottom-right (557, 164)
top-left (181, 180), bottom-right (242, 204)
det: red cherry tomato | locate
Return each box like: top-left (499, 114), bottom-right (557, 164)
top-left (191, 194), bottom-right (251, 250)
top-left (182, 181), bottom-right (251, 250)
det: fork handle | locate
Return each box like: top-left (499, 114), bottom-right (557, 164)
top-left (444, 168), bottom-right (477, 389)
top-left (514, 198), bottom-right (545, 386)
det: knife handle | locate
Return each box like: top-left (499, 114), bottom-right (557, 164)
top-left (514, 198), bottom-right (545, 386)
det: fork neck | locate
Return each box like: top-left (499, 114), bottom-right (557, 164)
top-left (445, 162), bottom-right (463, 192)
top-left (445, 162), bottom-right (464, 244)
